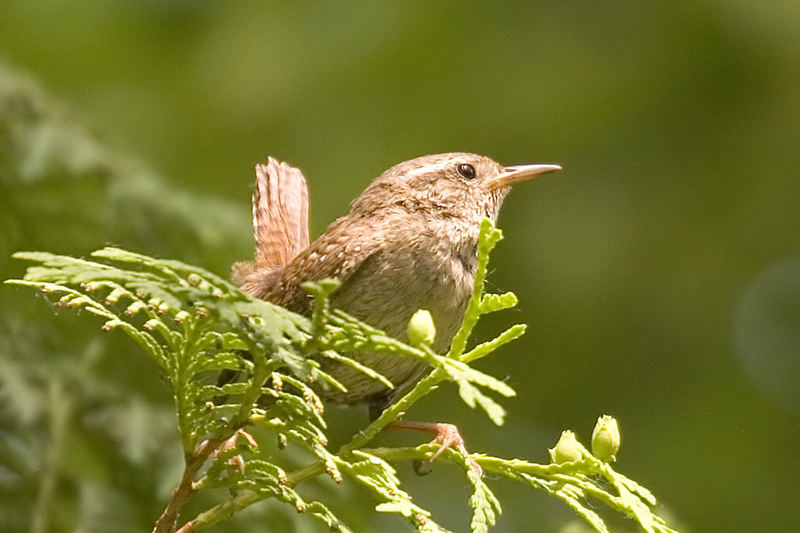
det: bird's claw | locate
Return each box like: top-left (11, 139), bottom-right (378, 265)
top-left (429, 423), bottom-right (483, 477)
top-left (389, 421), bottom-right (482, 476)
top-left (430, 423), bottom-right (464, 459)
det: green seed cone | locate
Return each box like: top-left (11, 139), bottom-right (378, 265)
top-left (407, 309), bottom-right (436, 346)
top-left (591, 415), bottom-right (621, 462)
top-left (550, 430), bottom-right (582, 464)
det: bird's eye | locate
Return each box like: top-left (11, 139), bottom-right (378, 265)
top-left (456, 163), bottom-right (476, 180)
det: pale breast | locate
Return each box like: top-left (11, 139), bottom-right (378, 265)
top-left (317, 222), bottom-right (478, 403)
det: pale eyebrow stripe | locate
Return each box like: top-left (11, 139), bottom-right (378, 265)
top-left (403, 159), bottom-right (451, 179)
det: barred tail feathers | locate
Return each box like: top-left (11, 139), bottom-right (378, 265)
top-left (253, 157), bottom-right (310, 268)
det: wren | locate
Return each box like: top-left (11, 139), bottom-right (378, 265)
top-left (233, 153), bottom-right (560, 413)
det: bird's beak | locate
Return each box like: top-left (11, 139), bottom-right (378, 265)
top-left (484, 164), bottom-right (561, 191)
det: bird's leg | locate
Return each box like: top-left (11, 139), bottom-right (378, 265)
top-left (388, 420), bottom-right (482, 476)
top-left (389, 421), bottom-right (464, 459)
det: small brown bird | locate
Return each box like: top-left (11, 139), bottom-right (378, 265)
top-left (233, 153), bottom-right (559, 414)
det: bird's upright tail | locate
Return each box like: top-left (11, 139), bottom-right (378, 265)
top-left (232, 157), bottom-right (310, 291)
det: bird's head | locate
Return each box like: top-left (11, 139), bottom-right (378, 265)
top-left (350, 152), bottom-right (560, 223)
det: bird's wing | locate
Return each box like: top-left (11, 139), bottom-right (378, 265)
top-left (252, 157), bottom-right (310, 269)
top-left (272, 216), bottom-right (389, 313)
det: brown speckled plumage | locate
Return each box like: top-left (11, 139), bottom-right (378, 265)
top-left (234, 153), bottom-right (559, 408)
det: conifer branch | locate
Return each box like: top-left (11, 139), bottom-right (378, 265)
top-left (6, 220), bottom-right (679, 533)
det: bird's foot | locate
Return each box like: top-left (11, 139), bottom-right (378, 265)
top-left (388, 420), bottom-right (482, 476)
top-left (429, 423), bottom-right (463, 459)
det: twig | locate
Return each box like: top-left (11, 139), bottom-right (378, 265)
top-left (152, 438), bottom-right (223, 533)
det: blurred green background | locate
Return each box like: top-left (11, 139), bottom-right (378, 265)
top-left (2, 1), bottom-right (799, 532)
